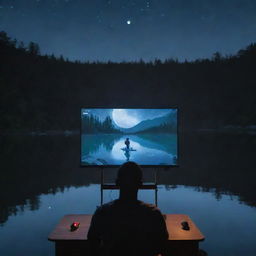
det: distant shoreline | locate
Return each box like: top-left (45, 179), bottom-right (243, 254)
top-left (1, 125), bottom-right (256, 136)
top-left (0, 130), bottom-right (80, 136)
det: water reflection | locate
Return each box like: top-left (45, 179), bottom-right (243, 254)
top-left (1, 133), bottom-right (256, 224)
top-left (0, 185), bottom-right (256, 256)
top-left (1, 132), bottom-right (256, 255)
top-left (124, 148), bottom-right (131, 161)
top-left (111, 136), bottom-right (175, 165)
top-left (82, 134), bottom-right (177, 165)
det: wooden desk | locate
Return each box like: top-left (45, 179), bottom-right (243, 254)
top-left (48, 214), bottom-right (205, 256)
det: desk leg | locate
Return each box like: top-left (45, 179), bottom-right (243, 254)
top-left (167, 241), bottom-right (199, 256)
top-left (55, 242), bottom-right (65, 256)
top-left (55, 241), bottom-right (89, 256)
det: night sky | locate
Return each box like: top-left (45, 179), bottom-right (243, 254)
top-left (1, 0), bottom-right (256, 62)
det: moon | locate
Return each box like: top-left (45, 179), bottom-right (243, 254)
top-left (127, 20), bottom-right (131, 25)
top-left (112, 109), bottom-right (140, 128)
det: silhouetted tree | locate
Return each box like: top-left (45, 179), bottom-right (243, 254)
top-left (18, 41), bottom-right (26, 51)
top-left (59, 54), bottom-right (65, 62)
top-left (212, 51), bottom-right (222, 61)
top-left (28, 42), bottom-right (40, 55)
top-left (82, 115), bottom-right (121, 134)
top-left (0, 31), bottom-right (11, 45)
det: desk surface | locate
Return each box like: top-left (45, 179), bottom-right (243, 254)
top-left (48, 214), bottom-right (204, 242)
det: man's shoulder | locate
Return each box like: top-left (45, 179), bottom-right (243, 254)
top-left (137, 201), bottom-right (163, 216)
top-left (93, 200), bottom-right (117, 215)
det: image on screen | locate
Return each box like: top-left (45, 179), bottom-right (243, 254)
top-left (81, 108), bottom-right (178, 166)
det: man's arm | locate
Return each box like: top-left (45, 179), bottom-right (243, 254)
top-left (87, 208), bottom-right (102, 256)
top-left (152, 210), bottom-right (169, 255)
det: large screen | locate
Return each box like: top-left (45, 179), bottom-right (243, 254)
top-left (81, 108), bottom-right (178, 166)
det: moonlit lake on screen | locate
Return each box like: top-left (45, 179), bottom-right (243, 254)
top-left (81, 108), bottom-right (178, 166)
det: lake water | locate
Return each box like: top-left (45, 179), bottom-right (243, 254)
top-left (0, 132), bottom-right (256, 256)
top-left (81, 133), bottom-right (177, 165)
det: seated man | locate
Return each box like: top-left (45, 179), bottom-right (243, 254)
top-left (125, 138), bottom-right (130, 149)
top-left (87, 161), bottom-right (169, 256)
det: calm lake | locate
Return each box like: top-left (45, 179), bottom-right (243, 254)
top-left (81, 133), bottom-right (177, 165)
top-left (0, 132), bottom-right (256, 256)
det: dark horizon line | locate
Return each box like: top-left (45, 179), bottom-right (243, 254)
top-left (1, 30), bottom-right (256, 65)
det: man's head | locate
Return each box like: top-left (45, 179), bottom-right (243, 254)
top-left (116, 161), bottom-right (142, 191)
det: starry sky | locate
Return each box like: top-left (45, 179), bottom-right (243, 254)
top-left (1, 0), bottom-right (256, 62)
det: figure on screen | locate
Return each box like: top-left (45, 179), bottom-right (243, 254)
top-left (87, 161), bottom-right (169, 256)
top-left (125, 138), bottom-right (130, 149)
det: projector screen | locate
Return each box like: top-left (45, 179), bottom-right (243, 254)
top-left (81, 108), bottom-right (178, 166)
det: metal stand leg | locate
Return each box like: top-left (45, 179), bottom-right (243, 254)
top-left (154, 168), bottom-right (158, 207)
top-left (100, 168), bottom-right (104, 206)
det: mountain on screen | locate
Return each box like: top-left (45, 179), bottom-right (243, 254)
top-left (119, 112), bottom-right (176, 133)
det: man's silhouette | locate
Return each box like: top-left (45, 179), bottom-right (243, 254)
top-left (87, 161), bottom-right (169, 256)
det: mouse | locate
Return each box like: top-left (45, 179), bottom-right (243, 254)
top-left (181, 221), bottom-right (190, 230)
top-left (70, 222), bottom-right (80, 231)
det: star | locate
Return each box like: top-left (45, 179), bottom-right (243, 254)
top-left (127, 20), bottom-right (131, 25)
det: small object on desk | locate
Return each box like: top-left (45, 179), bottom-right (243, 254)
top-left (70, 222), bottom-right (80, 232)
top-left (181, 221), bottom-right (190, 230)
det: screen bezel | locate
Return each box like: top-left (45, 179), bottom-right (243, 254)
top-left (80, 107), bottom-right (179, 168)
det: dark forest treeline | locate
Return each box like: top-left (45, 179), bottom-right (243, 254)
top-left (81, 113), bottom-right (176, 134)
top-left (81, 114), bottom-right (121, 134)
top-left (0, 31), bottom-right (256, 131)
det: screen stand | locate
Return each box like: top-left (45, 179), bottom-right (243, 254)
top-left (100, 167), bottom-right (158, 206)
top-left (154, 167), bottom-right (159, 207)
top-left (100, 166), bottom-right (104, 206)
